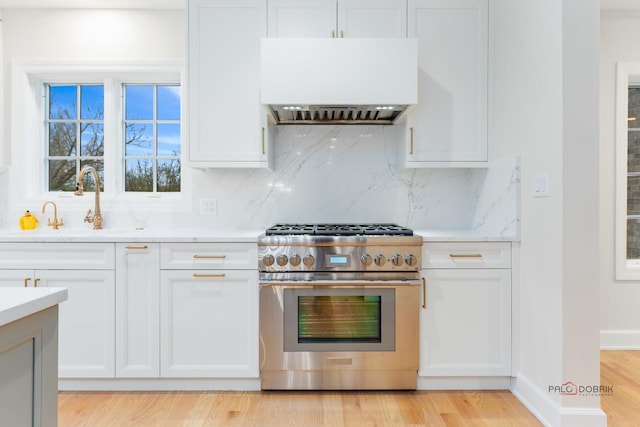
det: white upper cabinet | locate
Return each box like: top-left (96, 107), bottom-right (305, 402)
top-left (401, 0), bottom-right (488, 167)
top-left (187, 0), bottom-right (272, 168)
top-left (268, 0), bottom-right (407, 38)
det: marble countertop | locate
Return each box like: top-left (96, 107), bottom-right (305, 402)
top-left (0, 227), bottom-right (519, 243)
top-left (414, 229), bottom-right (519, 242)
top-left (0, 287), bottom-right (68, 327)
top-left (0, 227), bottom-right (264, 243)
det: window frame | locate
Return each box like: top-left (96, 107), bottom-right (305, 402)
top-left (122, 83), bottom-right (182, 193)
top-left (9, 60), bottom-right (189, 213)
top-left (615, 62), bottom-right (640, 279)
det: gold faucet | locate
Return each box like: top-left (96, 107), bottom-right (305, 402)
top-left (74, 166), bottom-right (103, 230)
top-left (42, 200), bottom-right (64, 229)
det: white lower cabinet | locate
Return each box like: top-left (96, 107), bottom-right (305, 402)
top-left (0, 243), bottom-right (116, 379)
top-left (420, 269), bottom-right (511, 376)
top-left (0, 269), bottom-right (116, 378)
top-left (39, 270), bottom-right (115, 378)
top-left (419, 242), bottom-right (512, 384)
top-left (0, 241), bottom-right (260, 386)
top-left (115, 243), bottom-right (160, 377)
top-left (160, 269), bottom-right (258, 377)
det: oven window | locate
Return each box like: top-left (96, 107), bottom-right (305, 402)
top-left (283, 288), bottom-right (396, 352)
top-left (297, 295), bottom-right (382, 343)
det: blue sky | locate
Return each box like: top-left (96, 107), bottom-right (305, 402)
top-left (49, 84), bottom-right (181, 157)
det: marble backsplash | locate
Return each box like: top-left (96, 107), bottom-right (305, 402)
top-left (0, 125), bottom-right (519, 236)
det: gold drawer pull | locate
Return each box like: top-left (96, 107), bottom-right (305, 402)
top-left (449, 254), bottom-right (483, 259)
top-left (422, 277), bottom-right (427, 309)
top-left (24, 278), bottom-right (31, 287)
top-left (126, 245), bottom-right (148, 250)
top-left (193, 255), bottom-right (226, 259)
top-left (34, 278), bottom-right (40, 287)
top-left (192, 273), bottom-right (226, 278)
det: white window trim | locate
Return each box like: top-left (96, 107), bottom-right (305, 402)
top-left (9, 60), bottom-right (191, 214)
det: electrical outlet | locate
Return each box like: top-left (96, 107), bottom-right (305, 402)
top-left (410, 202), bottom-right (426, 213)
top-left (199, 198), bottom-right (217, 216)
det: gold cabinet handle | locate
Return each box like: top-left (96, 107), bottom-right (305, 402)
top-left (192, 273), bottom-right (226, 278)
top-left (125, 245), bottom-right (148, 250)
top-left (449, 254), bottom-right (483, 259)
top-left (24, 277), bottom-right (31, 287)
top-left (410, 127), bottom-right (414, 155)
top-left (34, 278), bottom-right (40, 287)
top-left (332, 29), bottom-right (335, 38)
top-left (193, 255), bottom-right (226, 259)
top-left (261, 127), bottom-right (266, 155)
top-left (422, 277), bottom-right (427, 309)
top-left (340, 30), bottom-right (344, 38)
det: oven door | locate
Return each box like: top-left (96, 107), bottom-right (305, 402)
top-left (259, 280), bottom-right (420, 390)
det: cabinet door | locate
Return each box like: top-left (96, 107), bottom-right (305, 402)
top-left (0, 270), bottom-right (35, 288)
top-left (39, 270), bottom-right (115, 378)
top-left (188, 0), bottom-right (271, 167)
top-left (0, 307), bottom-right (59, 427)
top-left (115, 243), bottom-right (160, 377)
top-left (420, 269), bottom-right (511, 376)
top-left (338, 0), bottom-right (407, 38)
top-left (404, 0), bottom-right (488, 166)
top-left (268, 0), bottom-right (336, 37)
top-left (268, 0), bottom-right (406, 38)
top-left (160, 270), bottom-right (258, 377)
top-left (0, 337), bottom-right (34, 427)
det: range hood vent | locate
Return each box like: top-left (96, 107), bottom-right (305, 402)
top-left (266, 104), bottom-right (407, 125)
top-left (261, 38), bottom-right (417, 125)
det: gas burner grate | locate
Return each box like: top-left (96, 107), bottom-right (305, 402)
top-left (265, 223), bottom-right (413, 236)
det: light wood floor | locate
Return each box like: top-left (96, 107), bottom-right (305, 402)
top-left (599, 350), bottom-right (640, 426)
top-left (57, 351), bottom-right (639, 426)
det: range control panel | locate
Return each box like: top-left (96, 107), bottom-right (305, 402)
top-left (258, 245), bottom-right (420, 273)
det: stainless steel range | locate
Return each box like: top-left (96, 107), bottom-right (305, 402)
top-left (258, 223), bottom-right (422, 390)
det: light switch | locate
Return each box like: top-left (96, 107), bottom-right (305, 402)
top-left (533, 172), bottom-right (550, 198)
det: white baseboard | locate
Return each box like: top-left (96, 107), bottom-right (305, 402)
top-left (59, 378), bottom-right (261, 391)
top-left (600, 329), bottom-right (640, 349)
top-left (417, 376), bottom-right (510, 390)
top-left (511, 374), bottom-right (606, 427)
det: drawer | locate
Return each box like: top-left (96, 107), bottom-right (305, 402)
top-left (160, 243), bottom-right (257, 270)
top-left (0, 242), bottom-right (115, 270)
top-left (422, 242), bottom-right (511, 269)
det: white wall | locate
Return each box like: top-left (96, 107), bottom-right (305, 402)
top-left (599, 11), bottom-right (640, 347)
top-left (0, 8), bottom-right (518, 234)
top-left (491, 0), bottom-right (604, 425)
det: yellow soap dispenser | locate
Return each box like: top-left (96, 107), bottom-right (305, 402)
top-left (19, 210), bottom-right (39, 230)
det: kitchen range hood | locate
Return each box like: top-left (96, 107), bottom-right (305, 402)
top-left (260, 38), bottom-right (417, 125)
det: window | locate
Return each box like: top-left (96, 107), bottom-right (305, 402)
top-left (628, 87), bottom-right (640, 260)
top-left (123, 84), bottom-right (181, 192)
top-left (616, 63), bottom-right (640, 279)
top-left (10, 61), bottom-right (187, 214)
top-left (46, 84), bottom-right (105, 192)
top-left (45, 82), bottom-right (181, 194)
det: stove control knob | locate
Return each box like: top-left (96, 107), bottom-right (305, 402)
top-left (391, 254), bottom-right (404, 266)
top-left (361, 253), bottom-right (373, 266)
top-left (276, 254), bottom-right (288, 267)
top-left (262, 254), bottom-right (275, 267)
top-left (289, 254), bottom-right (301, 267)
top-left (405, 254), bottom-right (418, 267)
top-left (303, 254), bottom-right (315, 267)
top-left (374, 254), bottom-right (386, 266)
